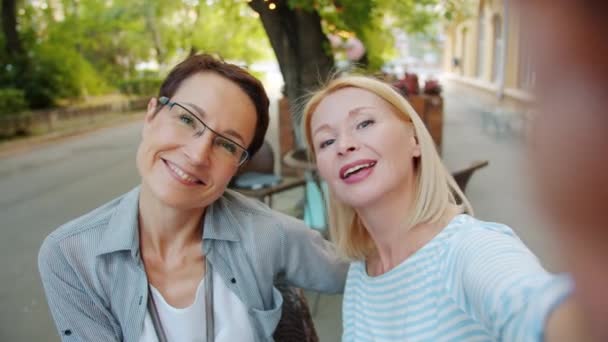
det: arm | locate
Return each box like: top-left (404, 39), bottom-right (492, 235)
top-left (544, 296), bottom-right (593, 342)
top-left (446, 226), bottom-right (573, 341)
top-left (278, 214), bottom-right (349, 293)
top-left (38, 235), bottom-right (119, 341)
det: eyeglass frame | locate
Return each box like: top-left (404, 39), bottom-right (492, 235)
top-left (157, 96), bottom-right (250, 166)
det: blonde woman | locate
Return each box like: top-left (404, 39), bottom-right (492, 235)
top-left (302, 76), bottom-right (587, 341)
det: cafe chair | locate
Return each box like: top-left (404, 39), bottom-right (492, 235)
top-left (274, 279), bottom-right (319, 342)
top-left (451, 160), bottom-right (489, 203)
top-left (229, 140), bottom-right (306, 208)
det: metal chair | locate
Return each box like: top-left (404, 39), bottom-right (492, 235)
top-left (452, 160), bottom-right (489, 193)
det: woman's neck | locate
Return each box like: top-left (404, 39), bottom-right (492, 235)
top-left (358, 188), bottom-right (459, 276)
top-left (138, 186), bottom-right (205, 261)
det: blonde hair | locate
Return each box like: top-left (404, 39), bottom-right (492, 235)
top-left (302, 75), bottom-right (472, 260)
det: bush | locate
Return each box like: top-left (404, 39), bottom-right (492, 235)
top-left (118, 77), bottom-right (163, 96)
top-left (18, 44), bottom-right (110, 108)
top-left (0, 88), bottom-right (28, 115)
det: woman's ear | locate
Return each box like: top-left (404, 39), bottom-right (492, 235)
top-left (412, 135), bottom-right (421, 158)
top-left (145, 98), bottom-right (158, 122)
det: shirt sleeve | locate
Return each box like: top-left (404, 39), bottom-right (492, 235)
top-left (443, 224), bottom-right (572, 341)
top-left (38, 235), bottom-right (120, 341)
top-left (278, 214), bottom-right (349, 294)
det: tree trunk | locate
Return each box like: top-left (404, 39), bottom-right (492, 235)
top-left (144, 0), bottom-right (166, 65)
top-left (1, 0), bottom-right (23, 58)
top-left (249, 0), bottom-right (334, 147)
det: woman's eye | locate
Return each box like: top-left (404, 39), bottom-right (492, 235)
top-left (319, 139), bottom-right (335, 149)
top-left (179, 113), bottom-right (196, 127)
top-left (357, 119), bottom-right (374, 129)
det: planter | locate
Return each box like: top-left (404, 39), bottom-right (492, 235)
top-left (408, 94), bottom-right (443, 154)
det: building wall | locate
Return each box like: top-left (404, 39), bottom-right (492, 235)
top-left (443, 0), bottom-right (533, 107)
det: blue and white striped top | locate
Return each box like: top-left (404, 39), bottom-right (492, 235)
top-left (342, 214), bottom-right (571, 342)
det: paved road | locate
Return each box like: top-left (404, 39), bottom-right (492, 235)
top-left (0, 121), bottom-right (142, 341)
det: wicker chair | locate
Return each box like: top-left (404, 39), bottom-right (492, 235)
top-left (273, 280), bottom-right (319, 342)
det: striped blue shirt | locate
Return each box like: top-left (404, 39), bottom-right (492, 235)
top-left (342, 214), bottom-right (571, 342)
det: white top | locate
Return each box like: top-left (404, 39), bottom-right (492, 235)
top-left (140, 270), bottom-right (255, 342)
top-left (342, 214), bottom-right (572, 342)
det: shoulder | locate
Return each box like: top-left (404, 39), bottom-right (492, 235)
top-left (438, 215), bottom-right (546, 289)
top-left (437, 215), bottom-right (540, 278)
top-left (46, 196), bottom-right (123, 242)
top-left (39, 192), bottom-right (131, 267)
top-left (440, 214), bottom-right (525, 254)
top-left (220, 190), bottom-right (310, 238)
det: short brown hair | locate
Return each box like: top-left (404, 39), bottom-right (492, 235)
top-left (157, 54), bottom-right (269, 158)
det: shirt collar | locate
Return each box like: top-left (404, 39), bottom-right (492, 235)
top-left (96, 187), bottom-right (243, 257)
top-left (97, 186), bottom-right (141, 258)
top-left (202, 191), bottom-right (242, 243)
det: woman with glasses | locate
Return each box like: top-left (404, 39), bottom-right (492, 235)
top-left (38, 54), bottom-right (348, 342)
top-left (302, 75), bottom-right (588, 341)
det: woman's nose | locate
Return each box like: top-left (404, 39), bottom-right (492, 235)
top-left (337, 134), bottom-right (359, 156)
top-left (184, 133), bottom-right (214, 166)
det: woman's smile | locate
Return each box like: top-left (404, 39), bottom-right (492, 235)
top-left (339, 159), bottom-right (377, 184)
top-left (162, 158), bottom-right (205, 186)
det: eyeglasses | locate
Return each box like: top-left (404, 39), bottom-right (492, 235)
top-left (158, 96), bottom-right (249, 166)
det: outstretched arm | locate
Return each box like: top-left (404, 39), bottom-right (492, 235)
top-left (544, 295), bottom-right (592, 342)
top-left (445, 225), bottom-right (576, 341)
top-left (278, 214), bottom-right (349, 294)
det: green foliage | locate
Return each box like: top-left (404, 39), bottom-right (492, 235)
top-left (313, 0), bottom-right (443, 72)
top-left (0, 88), bottom-right (27, 115)
top-left (21, 43), bottom-right (109, 108)
top-left (442, 0), bottom-right (476, 22)
top-left (360, 23), bottom-right (396, 71)
top-left (118, 77), bottom-right (163, 96)
top-left (1, 0), bottom-right (444, 110)
top-left (1, 0), bottom-right (273, 109)
top-left (187, 1), bottom-right (272, 63)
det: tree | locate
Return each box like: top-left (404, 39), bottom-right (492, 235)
top-left (247, 0), bottom-right (446, 145)
top-left (1, 0), bottom-right (23, 58)
top-left (248, 0), bottom-right (334, 145)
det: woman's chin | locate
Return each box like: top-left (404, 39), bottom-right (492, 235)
top-left (336, 190), bottom-right (384, 209)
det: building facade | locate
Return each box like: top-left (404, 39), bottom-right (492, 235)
top-left (443, 0), bottom-right (534, 107)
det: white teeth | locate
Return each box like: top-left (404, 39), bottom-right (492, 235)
top-left (344, 162), bottom-right (376, 178)
top-left (167, 162), bottom-right (198, 183)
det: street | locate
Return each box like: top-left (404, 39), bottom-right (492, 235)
top-left (0, 121), bottom-right (142, 341)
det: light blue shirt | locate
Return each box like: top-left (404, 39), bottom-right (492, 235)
top-left (342, 214), bottom-right (572, 341)
top-left (39, 187), bottom-right (348, 341)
